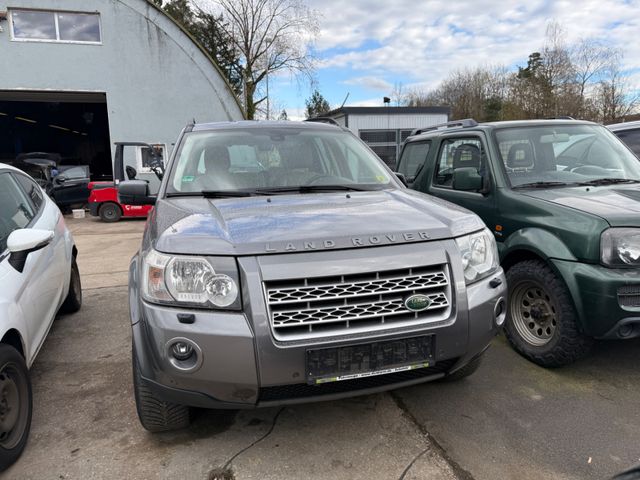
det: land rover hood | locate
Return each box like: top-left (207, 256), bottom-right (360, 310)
top-left (153, 189), bottom-right (484, 256)
top-left (521, 185), bottom-right (640, 227)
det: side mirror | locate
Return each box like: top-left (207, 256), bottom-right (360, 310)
top-left (452, 167), bottom-right (483, 192)
top-left (395, 172), bottom-right (408, 187)
top-left (7, 229), bottom-right (54, 273)
top-left (118, 180), bottom-right (156, 206)
top-left (55, 174), bottom-right (67, 184)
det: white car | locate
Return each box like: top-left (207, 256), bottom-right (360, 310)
top-left (0, 163), bottom-right (81, 470)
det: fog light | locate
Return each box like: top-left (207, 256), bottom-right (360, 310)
top-left (171, 342), bottom-right (194, 361)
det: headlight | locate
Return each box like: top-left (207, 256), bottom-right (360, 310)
top-left (142, 250), bottom-right (240, 309)
top-left (601, 228), bottom-right (640, 267)
top-left (455, 229), bottom-right (499, 284)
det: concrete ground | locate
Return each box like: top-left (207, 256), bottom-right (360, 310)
top-left (5, 217), bottom-right (458, 480)
top-left (5, 216), bottom-right (640, 480)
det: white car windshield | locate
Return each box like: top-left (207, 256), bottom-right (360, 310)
top-left (495, 124), bottom-right (640, 188)
top-left (167, 127), bottom-right (393, 194)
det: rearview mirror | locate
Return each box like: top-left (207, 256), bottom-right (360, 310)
top-left (7, 229), bottom-right (54, 273)
top-left (453, 167), bottom-right (483, 192)
top-left (118, 180), bottom-right (156, 206)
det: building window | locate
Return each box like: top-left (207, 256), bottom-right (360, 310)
top-left (137, 145), bottom-right (166, 174)
top-left (10, 9), bottom-right (101, 44)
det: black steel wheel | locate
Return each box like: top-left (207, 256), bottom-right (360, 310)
top-left (504, 259), bottom-right (593, 367)
top-left (0, 345), bottom-right (32, 472)
top-left (60, 258), bottom-right (82, 314)
top-left (99, 202), bottom-right (122, 223)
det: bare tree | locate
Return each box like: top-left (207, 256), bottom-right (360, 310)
top-left (572, 39), bottom-right (619, 110)
top-left (200, 0), bottom-right (318, 119)
top-left (596, 61), bottom-right (640, 123)
top-left (390, 81), bottom-right (406, 106)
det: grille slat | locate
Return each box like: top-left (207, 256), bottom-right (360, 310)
top-left (267, 271), bottom-right (448, 305)
top-left (265, 265), bottom-right (451, 341)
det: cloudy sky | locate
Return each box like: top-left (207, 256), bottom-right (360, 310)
top-left (267, 0), bottom-right (640, 119)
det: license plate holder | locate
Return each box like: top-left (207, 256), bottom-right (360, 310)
top-left (306, 335), bottom-right (435, 385)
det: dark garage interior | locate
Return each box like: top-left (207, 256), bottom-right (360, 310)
top-left (0, 91), bottom-right (113, 180)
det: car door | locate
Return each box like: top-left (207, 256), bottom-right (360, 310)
top-left (422, 134), bottom-right (498, 229)
top-left (396, 140), bottom-right (431, 188)
top-left (1, 171), bottom-right (62, 363)
top-left (613, 127), bottom-right (640, 157)
top-left (54, 165), bottom-right (91, 206)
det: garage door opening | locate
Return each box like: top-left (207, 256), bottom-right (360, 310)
top-left (0, 91), bottom-right (112, 180)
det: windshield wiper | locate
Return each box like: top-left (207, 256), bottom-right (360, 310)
top-left (578, 178), bottom-right (640, 186)
top-left (253, 185), bottom-right (371, 194)
top-left (513, 181), bottom-right (575, 189)
top-left (166, 190), bottom-right (255, 198)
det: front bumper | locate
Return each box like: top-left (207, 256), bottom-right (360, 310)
top-left (552, 259), bottom-right (640, 339)
top-left (130, 246), bottom-right (506, 409)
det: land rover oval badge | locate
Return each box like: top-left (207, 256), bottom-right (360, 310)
top-left (405, 294), bottom-right (432, 312)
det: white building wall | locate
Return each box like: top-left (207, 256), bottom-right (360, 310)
top-left (0, 0), bottom-right (243, 185)
top-left (347, 113), bottom-right (447, 133)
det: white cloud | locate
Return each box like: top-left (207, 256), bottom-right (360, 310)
top-left (310, 0), bottom-right (640, 86)
top-left (342, 76), bottom-right (393, 91)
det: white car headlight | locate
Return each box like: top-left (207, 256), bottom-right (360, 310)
top-left (142, 250), bottom-right (240, 308)
top-left (601, 228), bottom-right (640, 267)
top-left (455, 229), bottom-right (499, 284)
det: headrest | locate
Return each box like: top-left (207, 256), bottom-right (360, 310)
top-left (204, 145), bottom-right (230, 172)
top-left (453, 144), bottom-right (481, 170)
top-left (507, 143), bottom-right (534, 169)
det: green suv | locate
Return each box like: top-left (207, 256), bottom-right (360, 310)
top-left (396, 119), bottom-right (640, 367)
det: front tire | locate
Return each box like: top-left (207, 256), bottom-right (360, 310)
top-left (132, 352), bottom-right (190, 432)
top-left (0, 345), bottom-right (32, 472)
top-left (99, 202), bottom-right (122, 223)
top-left (504, 260), bottom-right (593, 368)
top-left (60, 258), bottom-right (82, 314)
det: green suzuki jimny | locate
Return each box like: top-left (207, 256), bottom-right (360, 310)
top-left (397, 119), bottom-right (640, 367)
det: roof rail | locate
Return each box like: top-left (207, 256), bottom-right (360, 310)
top-left (305, 117), bottom-right (340, 126)
top-left (410, 118), bottom-right (478, 136)
top-left (545, 116), bottom-right (575, 120)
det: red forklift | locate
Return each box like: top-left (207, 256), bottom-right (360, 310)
top-left (88, 142), bottom-right (164, 222)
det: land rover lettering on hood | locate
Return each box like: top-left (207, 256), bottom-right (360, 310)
top-left (118, 120), bottom-right (506, 432)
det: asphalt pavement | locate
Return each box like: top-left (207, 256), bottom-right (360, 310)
top-left (4, 215), bottom-right (639, 480)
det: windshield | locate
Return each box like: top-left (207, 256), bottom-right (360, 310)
top-left (167, 127), bottom-right (394, 194)
top-left (494, 124), bottom-right (640, 188)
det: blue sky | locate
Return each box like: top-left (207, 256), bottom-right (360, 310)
top-left (266, 0), bottom-right (640, 119)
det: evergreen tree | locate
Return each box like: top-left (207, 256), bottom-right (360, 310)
top-left (305, 90), bottom-right (331, 118)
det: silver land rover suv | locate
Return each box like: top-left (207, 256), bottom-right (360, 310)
top-left (119, 120), bottom-right (507, 432)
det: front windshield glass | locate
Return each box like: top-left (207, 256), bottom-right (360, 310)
top-left (167, 127), bottom-right (393, 193)
top-left (494, 124), bottom-right (640, 188)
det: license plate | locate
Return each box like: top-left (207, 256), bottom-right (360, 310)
top-left (306, 336), bottom-right (434, 385)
